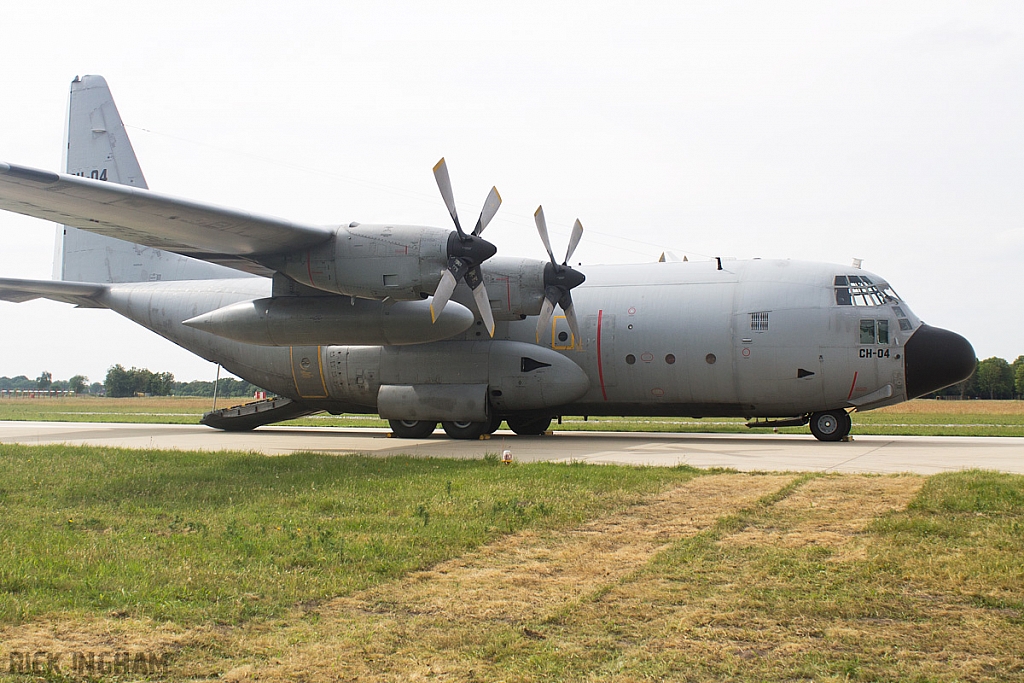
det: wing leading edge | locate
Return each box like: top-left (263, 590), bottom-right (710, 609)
top-left (0, 277), bottom-right (107, 308)
top-left (0, 162), bottom-right (335, 276)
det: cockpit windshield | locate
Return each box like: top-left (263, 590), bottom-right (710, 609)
top-left (834, 275), bottom-right (899, 307)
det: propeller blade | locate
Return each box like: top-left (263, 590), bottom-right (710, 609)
top-left (433, 158), bottom-right (466, 240)
top-left (465, 265), bottom-right (495, 337)
top-left (429, 268), bottom-right (460, 323)
top-left (534, 206), bottom-right (556, 265)
top-left (562, 300), bottom-right (581, 349)
top-left (564, 219), bottom-right (584, 265)
top-left (473, 186), bottom-right (502, 236)
top-left (535, 296), bottom-right (556, 344)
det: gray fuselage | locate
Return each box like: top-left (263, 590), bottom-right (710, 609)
top-left (98, 257), bottom-right (920, 421)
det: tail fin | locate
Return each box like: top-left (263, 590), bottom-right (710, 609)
top-left (55, 75), bottom-right (250, 283)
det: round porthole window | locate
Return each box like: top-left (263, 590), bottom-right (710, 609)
top-left (705, 353), bottom-right (717, 365)
top-left (665, 354), bottom-right (676, 364)
top-left (625, 354), bottom-right (636, 365)
top-left (558, 331), bottom-right (569, 342)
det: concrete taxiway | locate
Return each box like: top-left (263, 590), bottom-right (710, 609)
top-left (0, 420), bottom-right (1021, 474)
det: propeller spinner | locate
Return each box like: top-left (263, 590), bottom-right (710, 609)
top-left (429, 158), bottom-right (501, 336)
top-left (534, 206), bottom-right (586, 348)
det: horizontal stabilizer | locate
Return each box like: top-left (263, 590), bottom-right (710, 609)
top-left (0, 162), bottom-right (334, 276)
top-left (0, 277), bottom-right (107, 307)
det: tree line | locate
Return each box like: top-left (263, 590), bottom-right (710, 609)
top-left (0, 367), bottom-right (266, 399)
top-left (933, 356), bottom-right (1024, 400)
top-left (0, 372), bottom-right (97, 394)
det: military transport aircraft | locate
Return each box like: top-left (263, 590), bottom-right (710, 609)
top-left (0, 76), bottom-right (976, 441)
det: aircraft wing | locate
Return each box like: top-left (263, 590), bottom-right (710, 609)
top-left (0, 277), bottom-right (108, 308)
top-left (0, 163), bottom-right (335, 275)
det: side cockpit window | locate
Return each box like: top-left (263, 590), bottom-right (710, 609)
top-left (860, 319), bottom-right (891, 344)
top-left (877, 319), bottom-right (889, 344)
top-left (893, 305), bottom-right (913, 331)
top-left (835, 275), bottom-right (899, 307)
top-left (859, 319), bottom-right (876, 344)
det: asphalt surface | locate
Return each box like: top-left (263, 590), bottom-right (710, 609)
top-left (1, 421), bottom-right (1022, 474)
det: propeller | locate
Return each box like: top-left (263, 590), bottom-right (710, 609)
top-left (533, 206), bottom-right (586, 348)
top-left (429, 158), bottom-right (501, 336)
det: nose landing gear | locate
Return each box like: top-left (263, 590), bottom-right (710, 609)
top-left (809, 410), bottom-right (852, 442)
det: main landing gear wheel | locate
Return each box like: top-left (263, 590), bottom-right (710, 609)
top-left (809, 410), bottom-right (852, 442)
top-left (442, 420), bottom-right (490, 440)
top-left (388, 419), bottom-right (437, 439)
top-left (506, 416), bottom-right (552, 436)
top-left (486, 414), bottom-right (503, 435)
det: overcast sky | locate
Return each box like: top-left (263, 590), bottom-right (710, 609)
top-left (1, 1), bottom-right (1021, 383)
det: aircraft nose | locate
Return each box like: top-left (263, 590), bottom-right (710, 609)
top-left (904, 324), bottom-right (976, 399)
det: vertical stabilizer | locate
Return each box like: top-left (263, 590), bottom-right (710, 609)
top-left (55, 75), bottom-right (251, 283)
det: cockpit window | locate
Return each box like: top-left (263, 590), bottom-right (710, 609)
top-left (877, 319), bottom-right (889, 344)
top-left (835, 274), bottom-right (899, 306)
top-left (860, 319), bottom-right (876, 344)
top-left (834, 276), bottom-right (852, 305)
top-left (860, 319), bottom-right (892, 345)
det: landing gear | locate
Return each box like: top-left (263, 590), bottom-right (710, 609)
top-left (809, 410), bottom-right (852, 442)
top-left (388, 419), bottom-right (437, 439)
top-left (486, 414), bottom-right (503, 435)
top-left (506, 415), bottom-right (552, 436)
top-left (442, 420), bottom-right (490, 440)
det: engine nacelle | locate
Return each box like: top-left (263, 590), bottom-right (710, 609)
top-left (182, 295), bottom-right (474, 346)
top-left (448, 257), bottom-right (548, 321)
top-left (268, 224), bottom-right (557, 324)
top-left (268, 224), bottom-right (450, 300)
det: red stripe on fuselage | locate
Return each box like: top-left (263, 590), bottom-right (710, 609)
top-left (847, 371), bottom-right (859, 400)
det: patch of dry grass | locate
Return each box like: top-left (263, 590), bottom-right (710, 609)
top-left (725, 475), bottom-right (922, 553)
top-left (874, 399), bottom-right (1024, 416)
top-left (527, 473), bottom-right (1024, 682)
top-left (3, 471), bottom-right (1024, 682)
top-left (0, 474), bottom-right (792, 681)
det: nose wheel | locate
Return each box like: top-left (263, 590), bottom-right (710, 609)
top-left (809, 410), bottom-right (852, 442)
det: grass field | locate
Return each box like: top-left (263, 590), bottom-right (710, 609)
top-left (1, 396), bottom-right (1023, 436)
top-left (0, 444), bottom-right (1022, 681)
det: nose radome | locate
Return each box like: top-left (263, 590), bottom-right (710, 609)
top-left (904, 324), bottom-right (976, 399)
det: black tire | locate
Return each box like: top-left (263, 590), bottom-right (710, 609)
top-left (441, 420), bottom-right (490, 440)
top-left (486, 414), bottom-right (503, 434)
top-left (388, 419), bottom-right (437, 439)
top-left (809, 410), bottom-right (851, 442)
top-left (506, 416), bottom-right (552, 436)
